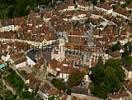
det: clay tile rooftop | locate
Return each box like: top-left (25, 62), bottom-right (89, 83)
top-left (115, 7), bottom-right (129, 17)
top-left (96, 2), bottom-right (113, 10)
top-left (26, 73), bottom-right (42, 89)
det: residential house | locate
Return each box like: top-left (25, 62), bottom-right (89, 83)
top-left (14, 56), bottom-right (27, 69)
top-left (48, 59), bottom-right (89, 82)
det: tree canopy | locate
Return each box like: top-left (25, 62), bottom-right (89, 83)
top-left (90, 58), bottom-right (125, 99)
top-left (0, 0), bottom-right (51, 19)
top-left (51, 78), bottom-right (71, 95)
top-left (68, 70), bottom-right (85, 87)
top-left (110, 41), bottom-right (121, 52)
top-left (51, 78), bottom-right (66, 91)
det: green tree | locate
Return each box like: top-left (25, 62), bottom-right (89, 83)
top-left (91, 57), bottom-right (105, 84)
top-left (111, 41), bottom-right (121, 51)
top-left (122, 55), bottom-right (132, 70)
top-left (0, 0), bottom-right (52, 19)
top-left (90, 59), bottom-right (125, 99)
top-left (90, 83), bottom-right (108, 99)
top-left (104, 67), bottom-right (122, 92)
top-left (38, 0), bottom-right (51, 5)
top-left (51, 78), bottom-right (71, 94)
top-left (48, 95), bottom-right (59, 100)
top-left (126, 0), bottom-right (131, 4)
top-left (68, 70), bottom-right (85, 87)
top-left (100, 0), bottom-right (105, 3)
top-left (105, 59), bottom-right (125, 81)
top-left (51, 79), bottom-right (66, 91)
top-left (90, 0), bottom-right (98, 5)
top-left (91, 64), bottom-right (105, 84)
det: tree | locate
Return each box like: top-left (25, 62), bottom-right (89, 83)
top-left (126, 0), bottom-right (131, 5)
top-left (122, 55), bottom-right (132, 70)
top-left (51, 79), bottom-right (66, 91)
top-left (105, 59), bottom-right (125, 81)
top-left (68, 70), bottom-right (85, 87)
top-left (111, 41), bottom-right (121, 51)
top-left (0, 0), bottom-right (52, 19)
top-left (51, 78), bottom-right (71, 95)
top-left (90, 59), bottom-right (125, 99)
top-left (90, 57), bottom-right (104, 84)
top-left (37, 0), bottom-right (51, 5)
top-left (90, 0), bottom-right (98, 5)
top-left (90, 83), bottom-right (108, 99)
top-left (100, 0), bottom-right (105, 3)
top-left (91, 64), bottom-right (105, 84)
top-left (104, 67), bottom-right (122, 92)
top-left (48, 95), bottom-right (59, 100)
